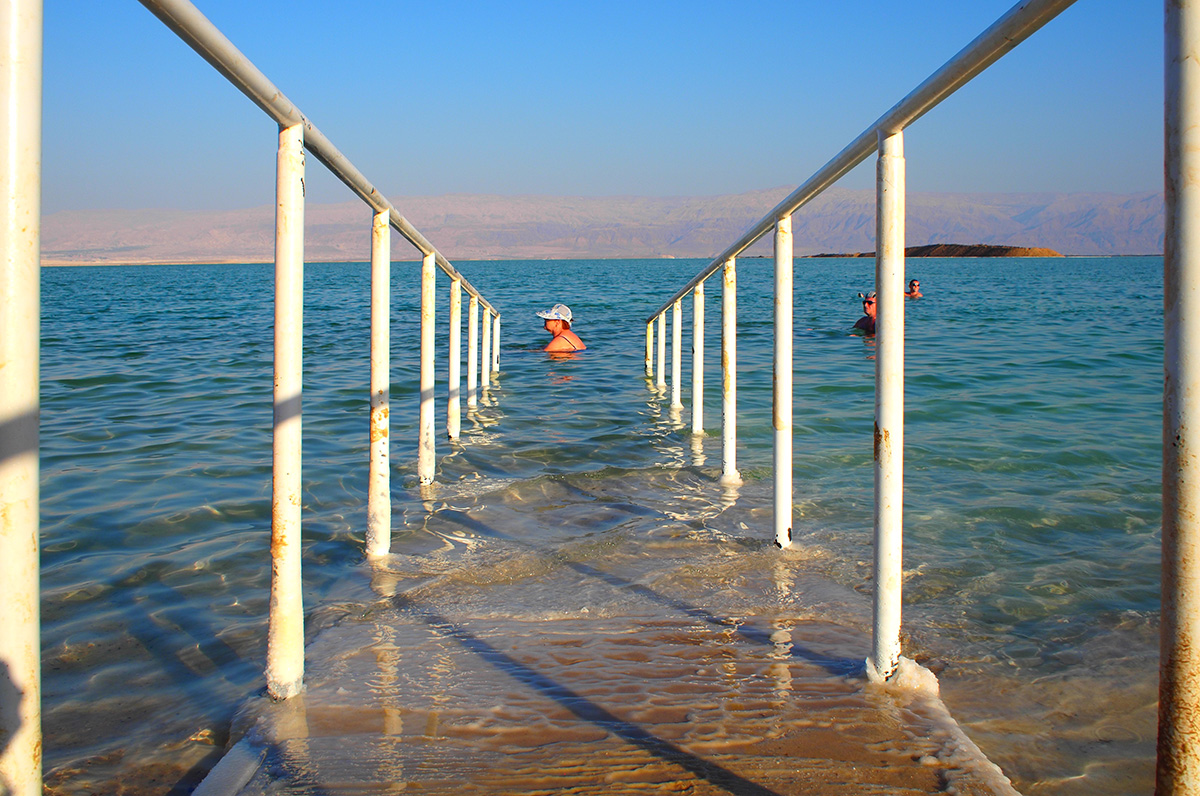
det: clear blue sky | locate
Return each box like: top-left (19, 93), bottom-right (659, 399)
top-left (42, 0), bottom-right (1161, 215)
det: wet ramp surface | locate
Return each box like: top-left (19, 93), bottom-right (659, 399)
top-left (227, 499), bottom-right (1010, 796)
top-left (236, 617), bottom-right (958, 795)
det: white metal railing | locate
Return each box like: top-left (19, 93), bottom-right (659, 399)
top-left (134, 0), bottom-right (506, 702)
top-left (647, 0), bottom-right (1076, 672)
top-left (0, 2), bottom-right (43, 794)
top-left (1161, 3), bottom-right (1200, 792)
top-left (0, 0), bottom-right (506, 790)
top-left (644, 0), bottom-right (1199, 787)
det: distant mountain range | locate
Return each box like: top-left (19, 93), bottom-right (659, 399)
top-left (41, 187), bottom-right (1164, 265)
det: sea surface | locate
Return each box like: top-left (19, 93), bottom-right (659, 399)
top-left (39, 256), bottom-right (1160, 794)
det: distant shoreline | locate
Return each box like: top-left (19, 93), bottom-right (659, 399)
top-left (40, 189), bottom-right (1165, 263)
top-left (40, 245), bottom-right (1080, 268)
top-left (44, 245), bottom-right (1183, 269)
top-left (40, 258), bottom-right (273, 267)
top-left (41, 249), bottom-right (1171, 268)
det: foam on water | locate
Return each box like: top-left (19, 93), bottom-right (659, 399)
top-left (868, 657), bottom-right (1019, 796)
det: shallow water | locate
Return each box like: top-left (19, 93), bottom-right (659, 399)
top-left (39, 256), bottom-right (1160, 794)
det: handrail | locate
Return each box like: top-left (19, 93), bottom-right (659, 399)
top-left (138, 0), bottom-right (499, 318)
top-left (128, 0), bottom-right (506, 703)
top-left (642, 0), bottom-right (1081, 684)
top-left (647, 0), bottom-right (1076, 323)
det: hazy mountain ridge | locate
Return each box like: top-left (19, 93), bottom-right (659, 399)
top-left (41, 187), bottom-right (1164, 264)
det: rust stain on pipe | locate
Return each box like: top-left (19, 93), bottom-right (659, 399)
top-left (875, 423), bottom-right (890, 462)
top-left (370, 406), bottom-right (389, 442)
top-left (270, 514), bottom-right (289, 552)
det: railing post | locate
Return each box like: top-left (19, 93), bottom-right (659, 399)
top-left (869, 129), bottom-right (906, 682)
top-left (671, 299), bottom-right (683, 410)
top-left (0, 0), bottom-right (42, 789)
top-left (467, 295), bottom-right (479, 408)
top-left (267, 122), bottom-right (306, 700)
top-left (1161, 1), bottom-right (1200, 789)
top-left (645, 320), bottom-right (654, 378)
top-left (492, 314), bottom-right (501, 373)
top-left (366, 210), bottom-right (390, 556)
top-left (480, 309), bottom-right (492, 389)
top-left (656, 313), bottom-right (667, 390)
top-left (720, 257), bottom-right (742, 486)
top-left (448, 279), bottom-right (461, 439)
top-left (418, 252), bottom-right (436, 485)
top-left (691, 283), bottom-right (705, 435)
top-left (773, 215), bottom-right (793, 548)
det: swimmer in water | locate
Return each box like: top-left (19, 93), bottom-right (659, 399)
top-left (854, 291), bottom-right (876, 335)
top-left (537, 303), bottom-right (586, 352)
top-left (906, 279), bottom-right (922, 298)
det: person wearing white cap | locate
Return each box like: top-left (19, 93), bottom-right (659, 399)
top-left (854, 291), bottom-right (876, 335)
top-left (536, 303), bottom-right (586, 352)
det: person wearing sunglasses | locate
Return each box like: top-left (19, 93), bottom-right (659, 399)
top-left (905, 279), bottom-right (922, 298)
top-left (854, 291), bottom-right (877, 335)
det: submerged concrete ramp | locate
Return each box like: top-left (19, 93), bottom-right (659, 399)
top-left (203, 470), bottom-right (1014, 796)
top-left (228, 611), bottom-right (962, 795)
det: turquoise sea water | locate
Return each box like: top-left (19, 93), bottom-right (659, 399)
top-left (39, 256), bottom-right (1160, 794)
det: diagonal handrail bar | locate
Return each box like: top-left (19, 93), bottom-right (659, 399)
top-left (639, 0), bottom-right (1082, 690)
top-left (132, 0), bottom-right (507, 701)
top-left (647, 0), bottom-right (1076, 322)
top-left (138, 0), bottom-right (499, 317)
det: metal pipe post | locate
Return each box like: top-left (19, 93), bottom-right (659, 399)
top-left (773, 215), bottom-right (793, 548)
top-left (267, 122), bottom-right (306, 700)
top-left (692, 282), bottom-right (705, 434)
top-left (480, 309), bottom-right (492, 389)
top-left (448, 279), bottom-right (462, 439)
top-left (656, 313), bottom-right (667, 390)
top-left (720, 257), bottom-right (742, 486)
top-left (869, 130), bottom-right (906, 682)
top-left (418, 252), bottom-right (436, 485)
top-left (1161, 2), bottom-right (1200, 789)
top-left (467, 295), bottom-right (479, 408)
top-left (645, 321), bottom-right (654, 378)
top-left (366, 210), bottom-right (390, 556)
top-left (671, 299), bottom-right (683, 410)
top-left (0, 0), bottom-right (42, 788)
top-left (492, 314), bottom-right (501, 373)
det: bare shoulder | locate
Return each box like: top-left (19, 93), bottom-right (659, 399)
top-left (545, 331), bottom-right (585, 352)
top-left (544, 333), bottom-right (582, 352)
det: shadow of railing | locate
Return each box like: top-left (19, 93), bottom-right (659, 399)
top-left (435, 506), bottom-right (863, 677)
top-left (390, 595), bottom-right (786, 796)
top-left (0, 660), bottom-right (19, 796)
top-left (0, 408), bottom-right (38, 468)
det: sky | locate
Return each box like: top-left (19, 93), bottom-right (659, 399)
top-left (42, 0), bottom-right (1162, 215)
